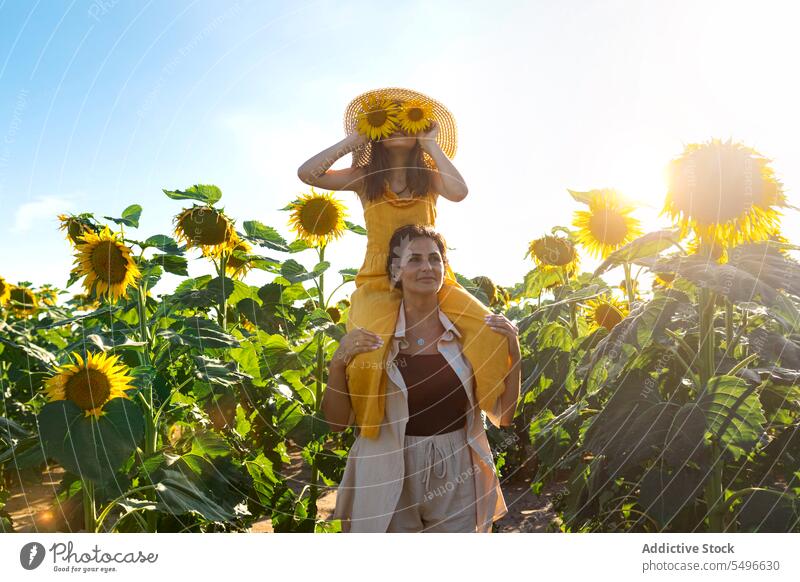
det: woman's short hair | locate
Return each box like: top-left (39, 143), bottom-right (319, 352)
top-left (385, 224), bottom-right (449, 290)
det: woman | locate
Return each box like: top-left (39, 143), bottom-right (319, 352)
top-left (322, 224), bottom-right (521, 533)
top-left (298, 87), bottom-right (510, 440)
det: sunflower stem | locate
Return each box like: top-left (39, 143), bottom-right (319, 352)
top-left (725, 299), bottom-right (734, 354)
top-left (136, 282), bottom-right (159, 532)
top-left (82, 479), bottom-right (96, 532)
top-left (622, 262), bottom-right (635, 307)
top-left (218, 253), bottom-right (229, 329)
top-left (699, 284), bottom-right (724, 532)
top-left (308, 245), bottom-right (325, 526)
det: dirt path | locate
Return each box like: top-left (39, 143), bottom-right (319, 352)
top-left (5, 448), bottom-right (562, 533)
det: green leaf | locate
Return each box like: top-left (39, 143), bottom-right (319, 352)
top-left (567, 189), bottom-right (594, 205)
top-left (150, 254), bottom-right (189, 276)
top-left (193, 355), bottom-right (252, 387)
top-left (288, 239), bottom-right (311, 253)
top-left (159, 317), bottom-right (240, 350)
top-left (699, 375), bottom-right (767, 462)
top-left (345, 221), bottom-right (367, 235)
top-left (104, 204), bottom-right (142, 228)
top-left (594, 229), bottom-right (681, 276)
top-left (144, 234), bottom-right (181, 254)
top-left (163, 184), bottom-right (222, 205)
top-left (243, 221), bottom-right (289, 252)
top-left (281, 259), bottom-right (314, 283)
top-left (152, 468), bottom-right (236, 523)
top-left (38, 398), bottom-right (144, 483)
top-left (339, 268), bottom-right (358, 283)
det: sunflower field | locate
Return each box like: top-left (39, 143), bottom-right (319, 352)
top-left (2, 139), bottom-right (800, 533)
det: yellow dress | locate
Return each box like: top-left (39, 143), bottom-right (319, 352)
top-left (345, 183), bottom-right (510, 439)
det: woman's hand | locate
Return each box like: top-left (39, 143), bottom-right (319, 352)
top-left (416, 120), bottom-right (440, 152)
top-left (484, 313), bottom-right (521, 362)
top-left (331, 327), bottom-right (384, 367)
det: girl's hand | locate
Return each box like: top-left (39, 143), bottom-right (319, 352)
top-left (332, 327), bottom-right (384, 367)
top-left (416, 120), bottom-right (440, 151)
top-left (484, 313), bottom-right (521, 361)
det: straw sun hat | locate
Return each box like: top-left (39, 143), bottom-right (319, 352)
top-left (343, 87), bottom-right (458, 168)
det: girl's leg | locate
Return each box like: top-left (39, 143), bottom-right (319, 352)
top-left (437, 277), bottom-right (510, 414)
top-left (345, 281), bottom-right (402, 439)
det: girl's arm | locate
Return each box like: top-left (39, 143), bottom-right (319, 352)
top-left (418, 121), bottom-right (469, 202)
top-left (297, 132), bottom-right (369, 192)
top-left (484, 314), bottom-right (521, 427)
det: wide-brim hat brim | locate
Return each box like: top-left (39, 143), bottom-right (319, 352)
top-left (343, 87), bottom-right (457, 168)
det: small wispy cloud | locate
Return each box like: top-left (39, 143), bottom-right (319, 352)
top-left (12, 196), bottom-right (75, 233)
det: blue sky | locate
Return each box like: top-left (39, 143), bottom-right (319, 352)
top-left (2, 0), bottom-right (800, 298)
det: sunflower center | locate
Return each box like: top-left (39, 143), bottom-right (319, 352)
top-left (179, 208), bottom-right (230, 245)
top-left (589, 209), bottom-right (629, 245)
top-left (300, 198), bottom-right (339, 235)
top-left (367, 109), bottom-right (388, 127)
top-left (90, 240), bottom-right (129, 284)
top-left (670, 146), bottom-right (768, 226)
top-left (10, 288), bottom-right (35, 308)
top-left (594, 304), bottom-right (623, 331)
top-left (534, 238), bottom-right (575, 266)
top-left (65, 368), bottom-right (111, 411)
top-left (68, 220), bottom-right (88, 242)
top-left (407, 107), bottom-right (424, 122)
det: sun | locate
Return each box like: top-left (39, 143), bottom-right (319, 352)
top-left (44, 351), bottom-right (135, 419)
top-left (287, 188), bottom-right (347, 247)
top-left (74, 227), bottom-right (141, 302)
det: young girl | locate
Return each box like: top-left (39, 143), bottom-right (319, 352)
top-left (297, 87), bottom-right (510, 439)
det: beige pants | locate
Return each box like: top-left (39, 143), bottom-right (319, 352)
top-left (386, 426), bottom-right (479, 533)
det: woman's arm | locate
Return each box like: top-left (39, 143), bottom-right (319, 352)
top-left (484, 314), bottom-right (521, 427)
top-left (297, 132), bottom-right (369, 192)
top-left (322, 354), bottom-right (354, 432)
top-left (321, 327), bottom-right (384, 431)
top-left (418, 121), bottom-right (468, 202)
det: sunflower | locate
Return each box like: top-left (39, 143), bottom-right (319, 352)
top-left (221, 237), bottom-right (253, 279)
top-left (326, 306), bottom-right (341, 323)
top-left (74, 227), bottom-right (141, 302)
top-left (396, 98), bottom-right (433, 135)
top-left (58, 214), bottom-right (95, 245)
top-left (287, 188), bottom-right (347, 247)
top-left (44, 351), bottom-right (134, 419)
top-left (664, 139), bottom-right (786, 248)
top-left (70, 292), bottom-right (102, 312)
top-left (39, 285), bottom-right (59, 307)
top-left (687, 236), bottom-right (728, 263)
top-left (573, 189), bottom-right (642, 259)
top-left (356, 96), bottom-right (400, 140)
top-left (174, 205), bottom-right (237, 257)
top-left (9, 286), bottom-right (38, 316)
top-left (585, 295), bottom-right (628, 332)
top-left (0, 276), bottom-right (10, 307)
top-left (526, 235), bottom-right (580, 277)
top-left (652, 272), bottom-right (676, 289)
